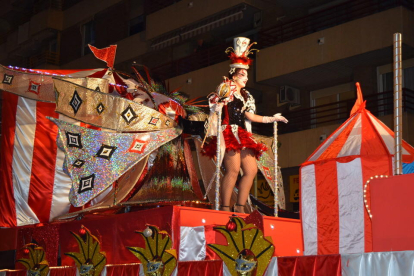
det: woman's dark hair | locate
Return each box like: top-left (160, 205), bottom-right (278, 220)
top-left (229, 68), bottom-right (248, 101)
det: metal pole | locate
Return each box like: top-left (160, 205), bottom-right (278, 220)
top-left (215, 108), bottom-right (222, 210)
top-left (393, 33), bottom-right (403, 175)
top-left (273, 121), bottom-right (279, 217)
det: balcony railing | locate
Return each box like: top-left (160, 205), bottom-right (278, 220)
top-left (151, 0), bottom-right (414, 80)
top-left (33, 0), bottom-right (63, 13)
top-left (150, 42), bottom-right (228, 80)
top-left (255, 89), bottom-right (414, 136)
top-left (28, 51), bottom-right (60, 68)
top-left (259, 0), bottom-right (413, 48)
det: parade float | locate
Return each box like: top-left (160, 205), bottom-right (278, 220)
top-left (1, 43), bottom-right (414, 275)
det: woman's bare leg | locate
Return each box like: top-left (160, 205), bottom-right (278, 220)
top-left (220, 150), bottom-right (241, 211)
top-left (235, 149), bottom-right (257, 213)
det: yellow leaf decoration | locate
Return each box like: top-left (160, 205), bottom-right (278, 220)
top-left (17, 243), bottom-right (49, 276)
top-left (64, 226), bottom-right (106, 276)
top-left (208, 216), bottom-right (275, 276)
top-left (127, 225), bottom-right (177, 276)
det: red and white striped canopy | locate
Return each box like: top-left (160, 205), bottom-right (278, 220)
top-left (0, 67), bottom-right (131, 227)
top-left (300, 83), bottom-right (414, 255)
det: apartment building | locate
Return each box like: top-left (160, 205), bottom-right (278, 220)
top-left (1, 0), bottom-right (414, 211)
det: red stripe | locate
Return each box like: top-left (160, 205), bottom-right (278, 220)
top-left (315, 160), bottom-right (339, 254)
top-left (27, 102), bottom-right (59, 222)
top-left (0, 92), bottom-right (19, 227)
top-left (360, 112), bottom-right (392, 252)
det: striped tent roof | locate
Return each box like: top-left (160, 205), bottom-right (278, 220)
top-left (303, 83), bottom-right (414, 165)
top-left (300, 83), bottom-right (414, 256)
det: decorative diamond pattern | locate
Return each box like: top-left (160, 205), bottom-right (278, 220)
top-left (65, 132), bottom-right (82, 149)
top-left (148, 117), bottom-right (159, 126)
top-left (121, 105), bottom-right (137, 125)
top-left (262, 166), bottom-right (272, 180)
top-left (70, 90), bottom-right (83, 115)
top-left (96, 144), bottom-right (117, 160)
top-left (73, 159), bottom-right (85, 168)
top-left (165, 120), bottom-right (171, 127)
top-left (78, 174), bottom-right (95, 193)
top-left (2, 73), bottom-right (13, 85)
top-left (27, 80), bottom-right (41, 94)
top-left (128, 139), bottom-right (148, 154)
top-left (96, 102), bottom-right (105, 115)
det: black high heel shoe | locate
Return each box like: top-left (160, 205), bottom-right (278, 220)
top-left (234, 203), bottom-right (245, 213)
top-left (220, 205), bottom-right (231, 212)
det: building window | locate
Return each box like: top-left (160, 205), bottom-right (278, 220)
top-left (82, 20), bottom-right (95, 56)
top-left (129, 15), bottom-right (146, 36)
top-left (379, 66), bottom-right (414, 115)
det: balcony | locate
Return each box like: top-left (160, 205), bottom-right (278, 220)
top-left (152, 0), bottom-right (414, 81)
top-left (32, 0), bottom-right (63, 14)
top-left (28, 50), bottom-right (60, 68)
top-left (255, 89), bottom-right (414, 136)
top-left (258, 0), bottom-right (414, 49)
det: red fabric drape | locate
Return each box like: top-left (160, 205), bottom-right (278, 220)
top-left (59, 206), bottom-right (176, 265)
top-left (105, 264), bottom-right (140, 275)
top-left (315, 161), bottom-right (339, 255)
top-left (27, 101), bottom-right (59, 222)
top-left (278, 255), bottom-right (342, 276)
top-left (49, 267), bottom-right (77, 276)
top-left (0, 92), bottom-right (18, 227)
top-left (178, 260), bottom-right (223, 276)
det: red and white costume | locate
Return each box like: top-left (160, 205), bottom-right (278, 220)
top-left (202, 84), bottom-right (267, 159)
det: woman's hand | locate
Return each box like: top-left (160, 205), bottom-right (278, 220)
top-left (262, 113), bottom-right (288, 123)
top-left (211, 102), bottom-right (224, 113)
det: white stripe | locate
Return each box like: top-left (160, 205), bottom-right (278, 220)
top-left (179, 226), bottom-right (206, 261)
top-left (308, 117), bottom-right (356, 161)
top-left (368, 113), bottom-right (409, 155)
top-left (12, 97), bottom-right (39, 226)
top-left (264, 257), bottom-right (278, 275)
top-left (171, 267), bottom-right (178, 276)
top-left (223, 263), bottom-right (232, 276)
top-left (139, 264), bottom-right (145, 276)
top-left (49, 115), bottom-right (77, 220)
top-left (301, 164), bottom-right (318, 255)
top-left (337, 158), bottom-right (365, 254)
top-left (341, 251), bottom-right (414, 276)
top-left (338, 115), bottom-right (362, 157)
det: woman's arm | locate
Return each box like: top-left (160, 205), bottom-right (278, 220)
top-left (245, 112), bottom-right (288, 123)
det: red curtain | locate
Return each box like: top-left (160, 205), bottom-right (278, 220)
top-left (178, 260), bottom-right (223, 276)
top-left (278, 255), bottom-right (341, 276)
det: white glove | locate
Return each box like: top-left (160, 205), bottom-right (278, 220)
top-left (262, 113), bottom-right (288, 123)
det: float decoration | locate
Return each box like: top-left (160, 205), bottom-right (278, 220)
top-left (17, 243), bottom-right (50, 276)
top-left (127, 225), bottom-right (177, 276)
top-left (64, 225), bottom-right (106, 276)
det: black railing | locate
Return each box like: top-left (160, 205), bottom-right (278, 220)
top-left (151, 42), bottom-right (228, 80)
top-left (151, 0), bottom-right (414, 80)
top-left (256, 89), bottom-right (414, 136)
top-left (33, 0), bottom-right (63, 13)
top-left (259, 0), bottom-right (413, 48)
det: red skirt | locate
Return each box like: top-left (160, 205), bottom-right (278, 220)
top-left (201, 125), bottom-right (267, 160)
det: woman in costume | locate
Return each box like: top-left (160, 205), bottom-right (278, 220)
top-left (203, 37), bottom-right (288, 213)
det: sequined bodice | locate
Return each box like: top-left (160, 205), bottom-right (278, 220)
top-left (224, 96), bottom-right (245, 128)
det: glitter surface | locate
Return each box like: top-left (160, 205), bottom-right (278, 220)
top-left (254, 134), bottom-right (286, 209)
top-left (127, 226), bottom-right (177, 276)
top-left (208, 213), bottom-right (274, 276)
top-left (49, 117), bottom-right (182, 207)
top-left (54, 78), bottom-right (176, 132)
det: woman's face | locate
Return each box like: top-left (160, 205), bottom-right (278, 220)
top-left (233, 69), bottom-right (248, 89)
